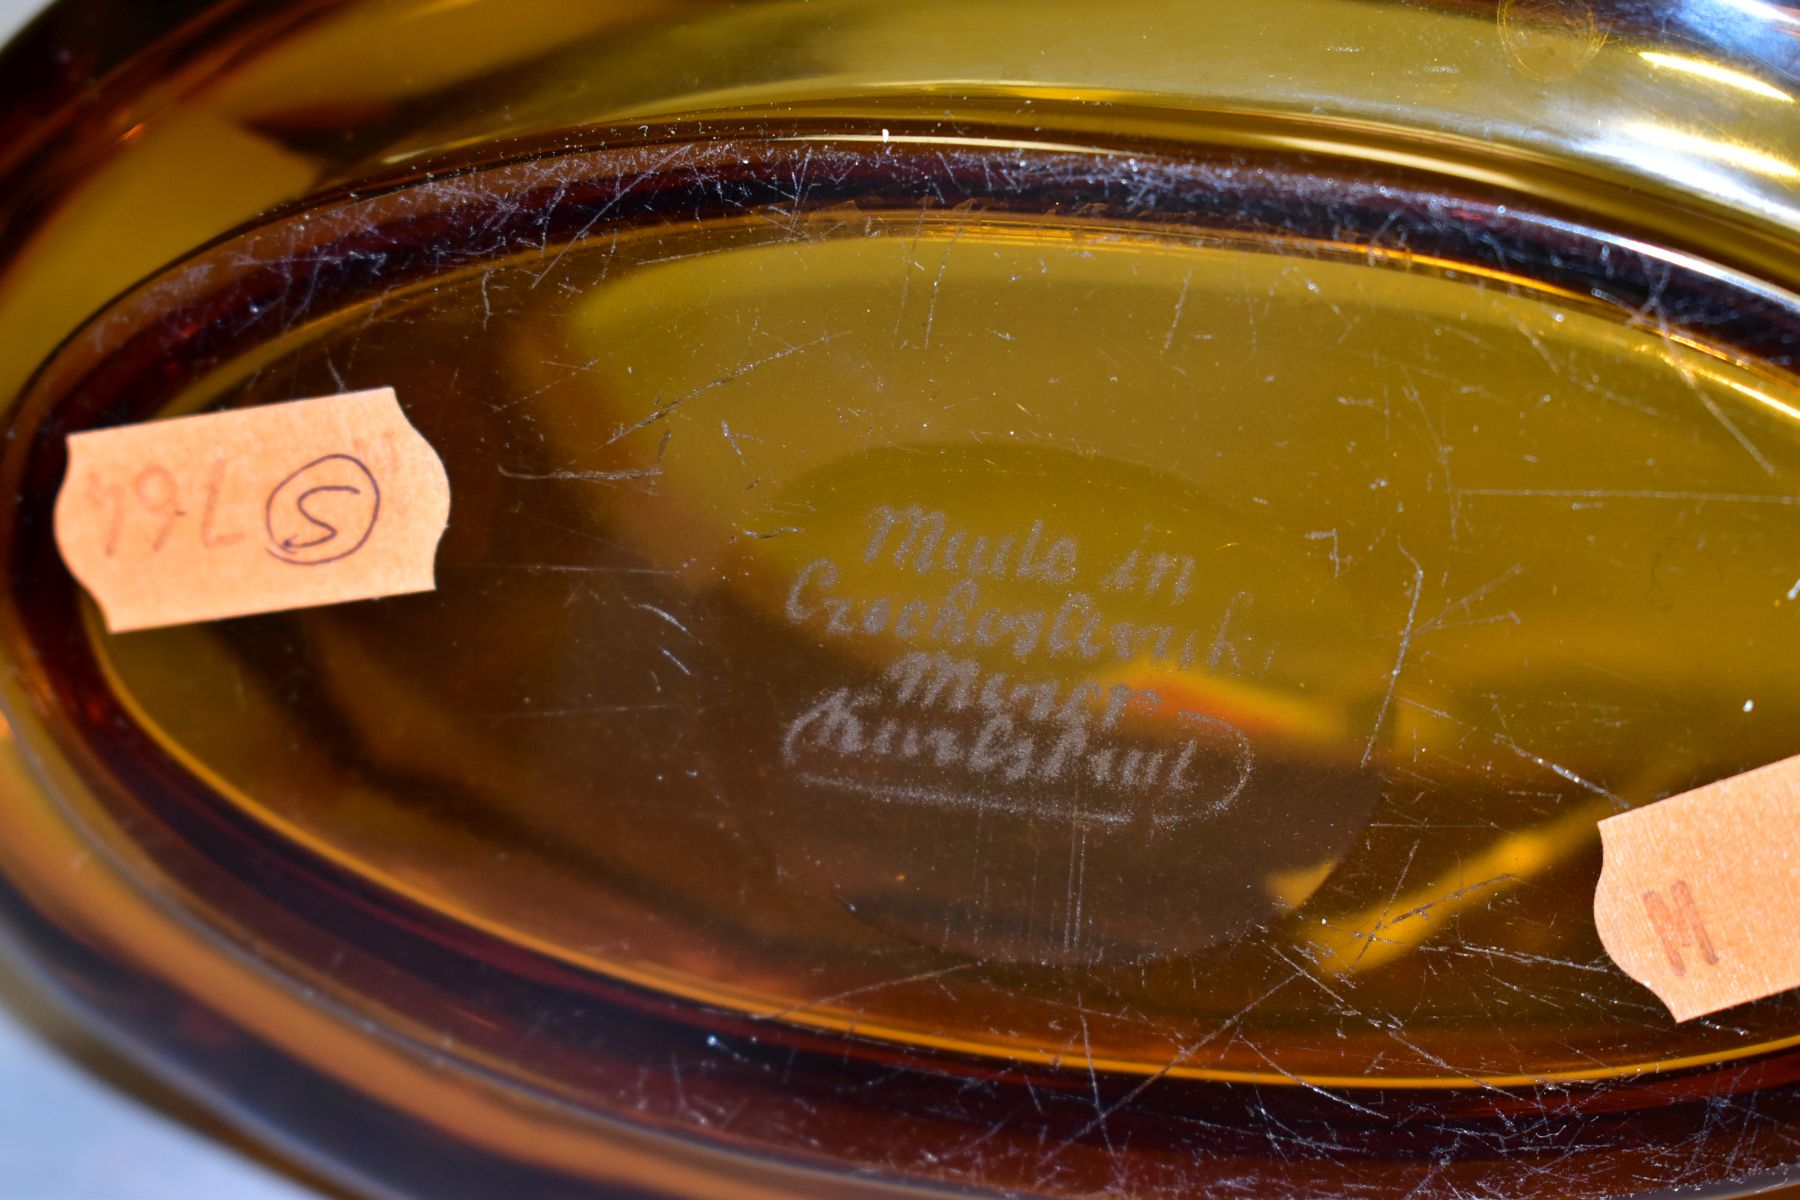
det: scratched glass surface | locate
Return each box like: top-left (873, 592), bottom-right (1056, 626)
top-left (4, 1), bottom-right (1800, 1197)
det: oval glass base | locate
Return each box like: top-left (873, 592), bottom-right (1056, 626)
top-left (5, 3), bottom-right (1800, 1197)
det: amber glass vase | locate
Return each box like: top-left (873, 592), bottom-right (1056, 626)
top-left (3, 1), bottom-right (1800, 1196)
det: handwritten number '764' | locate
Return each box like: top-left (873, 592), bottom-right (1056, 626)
top-left (90, 460), bottom-right (245, 556)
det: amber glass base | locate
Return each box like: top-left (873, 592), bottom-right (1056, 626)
top-left (5, 1), bottom-right (1800, 1196)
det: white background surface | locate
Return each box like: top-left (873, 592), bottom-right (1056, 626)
top-left (0, 2), bottom-right (325, 1197)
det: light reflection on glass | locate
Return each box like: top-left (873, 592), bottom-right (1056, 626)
top-left (1674, 0), bottom-right (1800, 94)
top-left (1640, 50), bottom-right (1795, 101)
top-left (1710, 0), bottom-right (1800, 30)
top-left (1301, 802), bottom-right (1617, 977)
top-left (1724, 376), bottom-right (1800, 424)
top-left (1618, 120), bottom-right (1799, 179)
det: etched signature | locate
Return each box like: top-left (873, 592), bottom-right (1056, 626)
top-left (777, 504), bottom-right (1259, 827)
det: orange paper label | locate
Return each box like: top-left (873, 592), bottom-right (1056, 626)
top-left (54, 388), bottom-right (450, 632)
top-left (1595, 757), bottom-right (1800, 1021)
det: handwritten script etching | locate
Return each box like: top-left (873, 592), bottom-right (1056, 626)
top-left (777, 503), bottom-right (1258, 828)
top-left (55, 388), bottom-right (449, 632)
